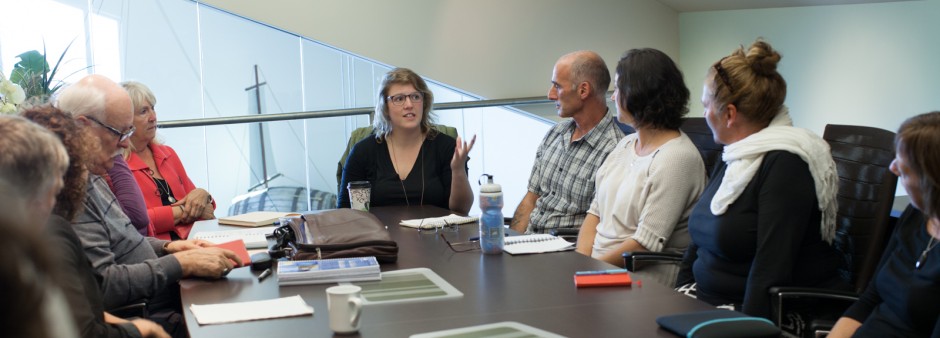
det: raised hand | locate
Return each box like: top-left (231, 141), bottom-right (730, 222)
top-left (450, 135), bottom-right (477, 172)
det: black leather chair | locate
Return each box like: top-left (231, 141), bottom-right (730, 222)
top-left (768, 124), bottom-right (898, 337)
top-left (622, 117), bottom-right (721, 270)
top-left (680, 117), bottom-right (723, 177)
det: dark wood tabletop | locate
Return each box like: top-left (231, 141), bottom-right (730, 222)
top-left (181, 206), bottom-right (712, 337)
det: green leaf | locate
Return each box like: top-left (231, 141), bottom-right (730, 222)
top-left (10, 50), bottom-right (50, 98)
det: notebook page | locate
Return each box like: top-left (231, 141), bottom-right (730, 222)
top-left (503, 234), bottom-right (574, 255)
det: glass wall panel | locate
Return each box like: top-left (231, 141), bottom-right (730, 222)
top-left (198, 4), bottom-right (304, 214)
top-left (301, 41), bottom-right (355, 201)
top-left (8, 0), bottom-right (554, 218)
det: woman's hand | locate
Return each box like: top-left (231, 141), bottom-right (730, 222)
top-left (175, 188), bottom-right (214, 223)
top-left (450, 135), bottom-right (477, 172)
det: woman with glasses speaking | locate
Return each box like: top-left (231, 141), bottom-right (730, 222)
top-left (339, 68), bottom-right (475, 214)
top-left (122, 81), bottom-right (216, 240)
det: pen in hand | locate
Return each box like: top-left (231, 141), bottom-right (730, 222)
top-left (258, 268), bottom-right (273, 282)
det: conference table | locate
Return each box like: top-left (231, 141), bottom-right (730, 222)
top-left (181, 206), bottom-right (713, 337)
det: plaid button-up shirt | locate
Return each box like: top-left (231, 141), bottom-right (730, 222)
top-left (526, 113), bottom-right (625, 234)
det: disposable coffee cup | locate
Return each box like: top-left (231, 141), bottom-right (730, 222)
top-left (326, 285), bottom-right (363, 334)
top-left (348, 181), bottom-right (371, 211)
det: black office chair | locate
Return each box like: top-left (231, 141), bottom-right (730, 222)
top-left (622, 117), bottom-right (721, 271)
top-left (680, 117), bottom-right (723, 177)
top-left (768, 124), bottom-right (898, 337)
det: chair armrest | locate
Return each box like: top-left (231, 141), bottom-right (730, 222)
top-left (767, 286), bottom-right (859, 326)
top-left (621, 251), bottom-right (683, 271)
top-left (549, 228), bottom-right (579, 243)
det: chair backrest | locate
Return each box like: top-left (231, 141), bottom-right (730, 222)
top-left (336, 124), bottom-right (459, 189)
top-left (679, 117), bottom-right (723, 177)
top-left (824, 124), bottom-right (898, 293)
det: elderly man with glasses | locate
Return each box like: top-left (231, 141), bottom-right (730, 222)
top-left (55, 74), bottom-right (241, 338)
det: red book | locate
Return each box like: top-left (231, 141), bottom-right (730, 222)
top-left (574, 272), bottom-right (632, 288)
top-left (216, 239), bottom-right (252, 268)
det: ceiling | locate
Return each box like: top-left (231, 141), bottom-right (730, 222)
top-left (658, 0), bottom-right (917, 12)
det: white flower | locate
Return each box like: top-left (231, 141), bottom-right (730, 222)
top-left (0, 102), bottom-right (17, 114)
top-left (1, 80), bottom-right (26, 104)
top-left (0, 79), bottom-right (26, 104)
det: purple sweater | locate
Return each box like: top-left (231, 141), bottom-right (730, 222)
top-left (107, 155), bottom-right (151, 236)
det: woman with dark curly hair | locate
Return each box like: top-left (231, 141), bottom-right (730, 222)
top-left (574, 48), bottom-right (705, 285)
top-left (21, 106), bottom-right (99, 221)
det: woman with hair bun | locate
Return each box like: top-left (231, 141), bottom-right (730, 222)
top-left (675, 39), bottom-right (848, 320)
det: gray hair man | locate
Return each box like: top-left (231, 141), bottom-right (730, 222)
top-left (56, 75), bottom-right (240, 337)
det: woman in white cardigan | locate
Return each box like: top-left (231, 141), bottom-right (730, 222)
top-left (575, 48), bottom-right (705, 286)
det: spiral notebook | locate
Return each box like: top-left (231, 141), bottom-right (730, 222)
top-left (502, 234), bottom-right (575, 255)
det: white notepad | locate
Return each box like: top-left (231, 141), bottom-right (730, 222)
top-left (189, 295), bottom-right (313, 325)
top-left (191, 227), bottom-right (275, 249)
top-left (502, 234), bottom-right (575, 255)
top-left (218, 211), bottom-right (300, 227)
top-left (399, 214), bottom-right (479, 229)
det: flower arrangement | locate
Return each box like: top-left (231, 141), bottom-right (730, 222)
top-left (1, 41), bottom-right (78, 114)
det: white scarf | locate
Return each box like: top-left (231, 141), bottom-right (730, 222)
top-left (710, 107), bottom-right (838, 243)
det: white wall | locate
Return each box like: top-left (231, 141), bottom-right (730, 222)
top-left (678, 0), bottom-right (940, 137)
top-left (198, 0), bottom-right (680, 100)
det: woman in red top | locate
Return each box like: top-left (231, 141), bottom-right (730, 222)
top-left (122, 81), bottom-right (214, 240)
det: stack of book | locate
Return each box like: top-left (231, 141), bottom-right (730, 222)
top-left (276, 256), bottom-right (381, 286)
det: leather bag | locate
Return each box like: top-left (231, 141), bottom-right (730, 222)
top-left (273, 209), bottom-right (399, 263)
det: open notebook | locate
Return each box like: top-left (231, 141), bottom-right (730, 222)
top-left (503, 234), bottom-right (574, 255)
top-left (218, 211), bottom-right (300, 227)
top-left (399, 214), bottom-right (479, 229)
top-left (191, 227), bottom-right (274, 249)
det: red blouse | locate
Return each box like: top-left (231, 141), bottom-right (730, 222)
top-left (127, 143), bottom-right (214, 240)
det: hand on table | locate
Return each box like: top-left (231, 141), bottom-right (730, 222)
top-left (174, 247), bottom-right (242, 278)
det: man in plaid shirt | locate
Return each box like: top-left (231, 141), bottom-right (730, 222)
top-left (511, 51), bottom-right (626, 234)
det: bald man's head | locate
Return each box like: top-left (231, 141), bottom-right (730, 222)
top-left (557, 50), bottom-right (610, 102)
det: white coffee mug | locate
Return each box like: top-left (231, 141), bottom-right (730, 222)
top-left (326, 285), bottom-right (363, 334)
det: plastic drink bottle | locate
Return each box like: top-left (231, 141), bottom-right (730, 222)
top-left (479, 174), bottom-right (504, 254)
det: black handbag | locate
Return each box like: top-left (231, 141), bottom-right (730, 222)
top-left (272, 209), bottom-right (399, 263)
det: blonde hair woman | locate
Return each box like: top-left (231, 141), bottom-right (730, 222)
top-left (338, 68), bottom-right (475, 214)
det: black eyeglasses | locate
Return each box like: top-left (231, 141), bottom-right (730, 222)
top-left (86, 115), bottom-right (135, 142)
top-left (386, 92), bottom-right (423, 106)
top-left (440, 233), bottom-right (480, 252)
top-left (712, 57), bottom-right (735, 96)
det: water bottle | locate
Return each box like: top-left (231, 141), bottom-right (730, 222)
top-left (479, 174), bottom-right (505, 254)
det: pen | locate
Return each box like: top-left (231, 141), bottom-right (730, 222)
top-left (258, 268), bottom-right (273, 282)
top-left (575, 269), bottom-right (629, 276)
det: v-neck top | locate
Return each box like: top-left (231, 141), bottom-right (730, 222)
top-left (339, 133), bottom-right (462, 210)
